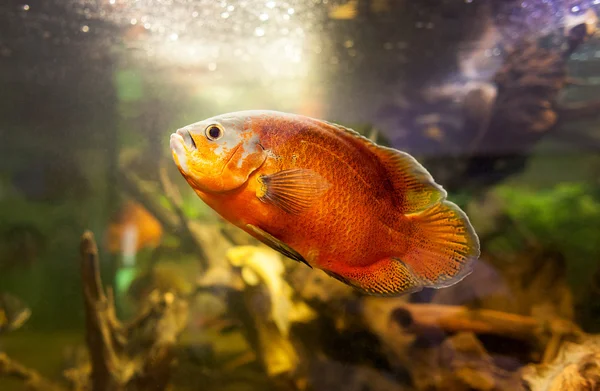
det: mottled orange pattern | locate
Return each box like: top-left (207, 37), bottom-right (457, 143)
top-left (106, 201), bottom-right (163, 254)
top-left (170, 111), bottom-right (479, 296)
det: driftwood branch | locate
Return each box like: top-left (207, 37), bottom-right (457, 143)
top-left (158, 164), bottom-right (211, 267)
top-left (81, 231), bottom-right (126, 391)
top-left (118, 165), bottom-right (237, 270)
top-left (397, 304), bottom-right (582, 347)
top-left (522, 335), bottom-right (600, 391)
top-left (397, 304), bottom-right (542, 340)
top-left (117, 170), bottom-right (179, 233)
top-left (80, 230), bottom-right (188, 391)
top-left (363, 300), bottom-right (584, 364)
top-left (0, 353), bottom-right (66, 391)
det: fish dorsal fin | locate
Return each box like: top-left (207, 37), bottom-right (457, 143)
top-left (258, 169), bottom-right (331, 214)
top-left (323, 120), bottom-right (446, 213)
top-left (246, 224), bottom-right (312, 268)
top-left (374, 147), bottom-right (447, 212)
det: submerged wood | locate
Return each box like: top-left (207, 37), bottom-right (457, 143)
top-left (118, 165), bottom-right (236, 270)
top-left (400, 304), bottom-right (542, 340)
top-left (0, 353), bottom-right (66, 391)
top-left (363, 299), bottom-right (583, 351)
top-left (522, 335), bottom-right (600, 391)
top-left (80, 231), bottom-right (188, 391)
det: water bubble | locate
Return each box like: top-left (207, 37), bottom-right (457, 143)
top-left (266, 1), bottom-right (276, 8)
top-left (22, 4), bottom-right (30, 11)
top-left (221, 12), bottom-right (230, 18)
top-left (288, 8), bottom-right (295, 14)
top-left (81, 25), bottom-right (90, 32)
top-left (344, 39), bottom-right (354, 48)
top-left (254, 27), bottom-right (265, 36)
top-left (571, 5), bottom-right (580, 13)
top-left (170, 33), bottom-right (179, 41)
top-left (130, 18), bottom-right (138, 25)
top-left (192, 11), bottom-right (199, 17)
top-left (109, 0), bottom-right (115, 4)
top-left (208, 62), bottom-right (217, 71)
top-left (259, 13), bottom-right (269, 21)
top-left (227, 5), bottom-right (235, 11)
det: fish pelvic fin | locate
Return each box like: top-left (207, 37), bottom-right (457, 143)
top-left (402, 200), bottom-right (480, 288)
top-left (245, 224), bottom-right (312, 268)
top-left (323, 258), bottom-right (424, 296)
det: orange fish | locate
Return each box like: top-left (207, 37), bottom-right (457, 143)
top-left (169, 111), bottom-right (479, 296)
top-left (106, 201), bottom-right (163, 255)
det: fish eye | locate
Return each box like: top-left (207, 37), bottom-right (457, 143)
top-left (205, 124), bottom-right (224, 141)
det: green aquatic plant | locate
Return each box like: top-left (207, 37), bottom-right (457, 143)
top-left (495, 182), bottom-right (600, 293)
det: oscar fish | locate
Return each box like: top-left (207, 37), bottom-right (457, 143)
top-left (169, 111), bottom-right (480, 296)
top-left (105, 201), bottom-right (163, 255)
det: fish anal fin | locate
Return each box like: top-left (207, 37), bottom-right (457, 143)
top-left (322, 120), bottom-right (446, 213)
top-left (258, 169), bottom-right (330, 214)
top-left (245, 224), bottom-right (312, 268)
top-left (403, 200), bottom-right (480, 288)
top-left (323, 258), bottom-right (423, 296)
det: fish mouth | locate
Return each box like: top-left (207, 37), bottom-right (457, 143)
top-left (170, 133), bottom-right (186, 154)
top-left (170, 133), bottom-right (189, 173)
top-left (176, 128), bottom-right (197, 149)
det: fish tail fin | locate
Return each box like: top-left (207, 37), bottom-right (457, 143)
top-left (402, 200), bottom-right (480, 288)
top-left (321, 201), bottom-right (479, 296)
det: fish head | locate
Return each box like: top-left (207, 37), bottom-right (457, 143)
top-left (170, 113), bottom-right (267, 193)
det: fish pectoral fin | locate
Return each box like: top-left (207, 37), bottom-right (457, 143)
top-left (322, 258), bottom-right (424, 296)
top-left (246, 224), bottom-right (312, 268)
top-left (257, 169), bottom-right (330, 214)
